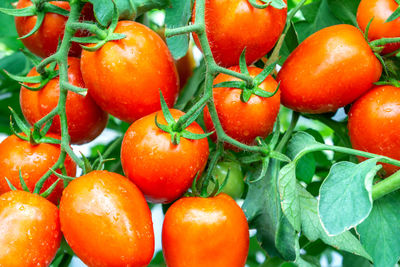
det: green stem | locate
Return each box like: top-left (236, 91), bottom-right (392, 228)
top-left (33, 151), bottom-right (66, 194)
top-left (372, 171), bottom-right (400, 200)
top-left (69, 22), bottom-right (107, 39)
top-left (165, 24), bottom-right (203, 37)
top-left (370, 37), bottom-right (400, 47)
top-left (276, 111), bottom-right (299, 152)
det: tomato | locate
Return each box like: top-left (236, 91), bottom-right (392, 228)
top-left (60, 171), bottom-right (154, 267)
top-left (348, 85), bottom-right (400, 176)
top-left (203, 66), bottom-right (280, 146)
top-left (357, 0), bottom-right (400, 54)
top-left (20, 57), bottom-right (108, 145)
top-left (207, 161), bottom-right (245, 199)
top-left (14, 0), bottom-right (93, 58)
top-left (0, 190), bottom-right (61, 267)
top-left (277, 24), bottom-right (382, 114)
top-left (0, 134), bottom-right (76, 204)
top-left (162, 193), bottom-right (249, 267)
top-left (81, 21), bottom-right (179, 123)
top-left (192, 0), bottom-right (287, 67)
top-left (121, 109), bottom-right (209, 203)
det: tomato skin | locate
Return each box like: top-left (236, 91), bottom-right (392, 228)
top-left (204, 66), bottom-right (280, 146)
top-left (208, 161), bottom-right (245, 199)
top-left (192, 0), bottom-right (287, 67)
top-left (348, 85), bottom-right (400, 176)
top-left (0, 134), bottom-right (76, 204)
top-left (59, 170), bottom-right (154, 267)
top-left (81, 21), bottom-right (179, 123)
top-left (277, 24), bottom-right (382, 114)
top-left (162, 193), bottom-right (249, 267)
top-left (20, 57), bottom-right (108, 145)
top-left (0, 191), bottom-right (61, 267)
top-left (14, 0), bottom-right (93, 58)
top-left (121, 109), bottom-right (210, 204)
top-left (357, 0), bottom-right (400, 54)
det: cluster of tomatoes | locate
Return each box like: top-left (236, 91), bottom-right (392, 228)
top-left (1, 0), bottom-right (400, 266)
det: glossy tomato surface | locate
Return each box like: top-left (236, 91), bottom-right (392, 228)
top-left (81, 21), bottom-right (179, 123)
top-left (60, 170), bottom-right (154, 267)
top-left (204, 66), bottom-right (280, 146)
top-left (207, 161), bottom-right (245, 199)
top-left (162, 193), bottom-right (249, 267)
top-left (277, 24), bottom-right (382, 114)
top-left (0, 134), bottom-right (76, 204)
top-left (192, 0), bottom-right (287, 67)
top-left (357, 0), bottom-right (400, 54)
top-left (20, 57), bottom-right (108, 145)
top-left (348, 85), bottom-right (400, 175)
top-left (121, 109), bottom-right (209, 203)
top-left (0, 191), bottom-right (61, 267)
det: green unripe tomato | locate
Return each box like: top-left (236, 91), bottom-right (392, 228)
top-left (208, 161), bottom-right (245, 199)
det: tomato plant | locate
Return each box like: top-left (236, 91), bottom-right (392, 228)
top-left (208, 161), bottom-right (245, 199)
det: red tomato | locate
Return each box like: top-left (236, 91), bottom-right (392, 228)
top-left (20, 57), bottom-right (108, 145)
top-left (162, 193), bottom-right (249, 267)
top-left (14, 0), bottom-right (93, 58)
top-left (192, 0), bottom-right (287, 67)
top-left (277, 24), bottom-right (382, 114)
top-left (60, 170), bottom-right (154, 267)
top-left (121, 109), bottom-right (210, 203)
top-left (81, 21), bottom-right (179, 123)
top-left (0, 190), bottom-right (61, 267)
top-left (357, 0), bottom-right (400, 54)
top-left (0, 134), bottom-right (76, 204)
top-left (203, 66), bottom-right (280, 146)
top-left (348, 85), bottom-right (400, 176)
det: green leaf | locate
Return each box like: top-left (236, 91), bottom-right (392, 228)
top-left (165, 0), bottom-right (191, 59)
top-left (318, 159), bottom-right (381, 236)
top-left (357, 191), bottom-right (400, 267)
top-left (327, 0), bottom-right (360, 26)
top-left (298, 185), bottom-right (372, 260)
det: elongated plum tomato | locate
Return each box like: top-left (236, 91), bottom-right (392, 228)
top-left (81, 21), bottom-right (179, 123)
top-left (162, 193), bottom-right (249, 267)
top-left (121, 109), bottom-right (210, 203)
top-left (348, 85), bottom-right (400, 176)
top-left (192, 0), bottom-right (287, 67)
top-left (357, 0), bottom-right (400, 54)
top-left (203, 66), bottom-right (280, 146)
top-left (14, 0), bottom-right (94, 58)
top-left (60, 170), bottom-right (154, 267)
top-left (277, 24), bottom-right (382, 114)
top-left (0, 134), bottom-right (76, 204)
top-left (0, 191), bottom-right (61, 267)
top-left (20, 57), bottom-right (108, 145)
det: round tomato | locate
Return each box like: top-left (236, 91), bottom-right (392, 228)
top-left (162, 193), bottom-right (249, 267)
top-left (348, 85), bottom-right (400, 176)
top-left (207, 161), bottom-right (245, 199)
top-left (277, 24), bottom-right (382, 114)
top-left (357, 0), bottom-right (400, 54)
top-left (81, 21), bottom-right (179, 123)
top-left (0, 134), bottom-right (76, 204)
top-left (14, 0), bottom-right (93, 58)
top-left (60, 170), bottom-right (154, 267)
top-left (204, 66), bottom-right (280, 146)
top-left (192, 0), bottom-right (287, 67)
top-left (20, 57), bottom-right (108, 145)
top-left (0, 190), bottom-right (61, 267)
top-left (121, 109), bottom-right (210, 203)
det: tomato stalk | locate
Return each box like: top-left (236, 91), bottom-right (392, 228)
top-left (372, 170), bottom-right (400, 200)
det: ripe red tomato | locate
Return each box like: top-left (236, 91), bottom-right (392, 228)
top-left (162, 193), bottom-right (249, 267)
top-left (0, 134), bottom-right (76, 204)
top-left (121, 109), bottom-right (210, 203)
top-left (357, 0), bottom-right (400, 54)
top-left (60, 170), bottom-right (154, 267)
top-left (277, 24), bottom-right (382, 114)
top-left (192, 0), bottom-right (287, 67)
top-left (0, 190), bottom-right (61, 267)
top-left (203, 66), bottom-right (280, 146)
top-left (14, 0), bottom-right (93, 58)
top-left (348, 85), bottom-right (400, 176)
top-left (20, 57), bottom-right (108, 145)
top-left (81, 21), bottom-right (179, 123)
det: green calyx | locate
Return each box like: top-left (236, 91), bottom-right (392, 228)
top-left (0, 1), bottom-right (69, 39)
top-left (155, 92), bottom-right (213, 145)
